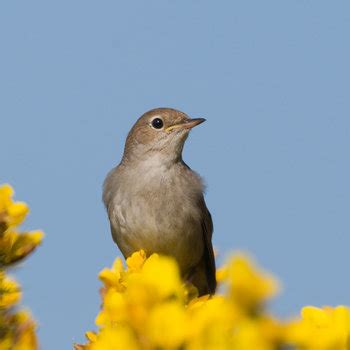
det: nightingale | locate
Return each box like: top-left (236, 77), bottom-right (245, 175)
top-left (103, 108), bottom-right (216, 295)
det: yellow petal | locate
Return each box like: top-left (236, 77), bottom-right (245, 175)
top-left (86, 331), bottom-right (98, 343)
top-left (0, 184), bottom-right (14, 211)
top-left (90, 327), bottom-right (139, 350)
top-left (126, 250), bottom-right (147, 272)
top-left (141, 254), bottom-right (183, 298)
top-left (147, 301), bottom-right (187, 348)
top-left (0, 276), bottom-right (22, 308)
top-left (7, 202), bottom-right (29, 226)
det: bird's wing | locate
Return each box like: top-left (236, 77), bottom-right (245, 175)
top-left (199, 196), bottom-right (217, 294)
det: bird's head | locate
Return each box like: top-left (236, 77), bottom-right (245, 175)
top-left (122, 108), bottom-right (205, 163)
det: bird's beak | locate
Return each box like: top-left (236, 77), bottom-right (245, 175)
top-left (165, 118), bottom-right (206, 132)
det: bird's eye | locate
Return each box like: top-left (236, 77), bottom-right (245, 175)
top-left (151, 118), bottom-right (164, 129)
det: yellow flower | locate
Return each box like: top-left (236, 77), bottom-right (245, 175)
top-left (78, 249), bottom-right (350, 350)
top-left (0, 311), bottom-right (38, 350)
top-left (27, 230), bottom-right (44, 245)
top-left (139, 253), bottom-right (183, 299)
top-left (126, 249), bottom-right (147, 272)
top-left (0, 338), bottom-right (12, 350)
top-left (85, 331), bottom-right (98, 343)
top-left (215, 266), bottom-right (227, 284)
top-left (147, 301), bottom-right (187, 349)
top-left (123, 253), bottom-right (183, 312)
top-left (0, 184), bottom-right (29, 229)
top-left (187, 296), bottom-right (236, 350)
top-left (0, 230), bottom-right (44, 265)
top-left (95, 289), bottom-right (127, 327)
top-left (11, 311), bottom-right (38, 350)
top-left (125, 254), bottom-right (184, 332)
top-left (99, 257), bottom-right (125, 291)
top-left (223, 253), bottom-right (279, 312)
top-left (0, 184), bottom-right (14, 211)
top-left (0, 274), bottom-right (21, 309)
top-left (89, 326), bottom-right (139, 350)
top-left (0, 184), bottom-right (41, 350)
top-left (230, 316), bottom-right (284, 350)
top-left (6, 202), bottom-right (29, 227)
top-left (286, 305), bottom-right (350, 349)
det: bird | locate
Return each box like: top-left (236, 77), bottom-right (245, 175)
top-left (103, 108), bottom-right (216, 296)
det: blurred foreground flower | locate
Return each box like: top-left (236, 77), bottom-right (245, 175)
top-left (75, 251), bottom-right (279, 350)
top-left (286, 305), bottom-right (350, 349)
top-left (0, 184), bottom-right (43, 350)
top-left (76, 249), bottom-right (350, 350)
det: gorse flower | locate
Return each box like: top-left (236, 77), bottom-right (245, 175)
top-left (76, 251), bottom-right (283, 350)
top-left (286, 306), bottom-right (350, 349)
top-left (76, 250), bottom-right (350, 350)
top-left (0, 274), bottom-right (21, 309)
top-left (0, 184), bottom-right (28, 229)
top-left (0, 184), bottom-right (43, 349)
top-left (217, 253), bottom-right (280, 314)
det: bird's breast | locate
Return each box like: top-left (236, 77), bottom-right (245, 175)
top-left (107, 162), bottom-right (204, 272)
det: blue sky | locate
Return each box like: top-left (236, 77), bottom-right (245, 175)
top-left (1, 1), bottom-right (349, 349)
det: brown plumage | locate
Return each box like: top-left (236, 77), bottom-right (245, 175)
top-left (103, 108), bottom-right (216, 295)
